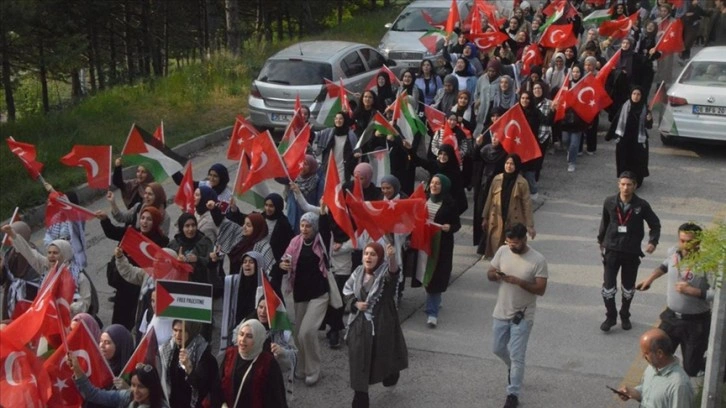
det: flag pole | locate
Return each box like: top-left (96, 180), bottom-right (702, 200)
top-left (648, 81), bottom-right (665, 111)
top-left (653, 19), bottom-right (674, 50)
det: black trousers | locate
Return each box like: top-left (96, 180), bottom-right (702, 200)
top-left (602, 250), bottom-right (641, 292)
top-left (323, 274), bottom-right (349, 331)
top-left (659, 308), bottom-right (710, 376)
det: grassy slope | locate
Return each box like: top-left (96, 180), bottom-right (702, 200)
top-left (0, 5), bottom-right (403, 220)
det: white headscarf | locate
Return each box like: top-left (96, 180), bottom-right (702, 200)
top-left (238, 319), bottom-right (266, 360)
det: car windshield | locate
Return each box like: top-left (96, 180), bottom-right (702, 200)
top-left (391, 7), bottom-right (450, 31)
top-left (257, 60), bottom-right (333, 86)
top-left (679, 61), bottom-right (726, 87)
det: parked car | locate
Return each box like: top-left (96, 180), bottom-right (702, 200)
top-left (378, 0), bottom-right (473, 69)
top-left (659, 46), bottom-right (726, 145)
top-left (248, 41), bottom-right (399, 130)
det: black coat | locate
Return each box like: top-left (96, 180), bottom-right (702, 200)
top-left (597, 194), bottom-right (661, 256)
top-left (424, 195), bottom-right (461, 294)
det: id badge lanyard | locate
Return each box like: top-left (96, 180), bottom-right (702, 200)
top-left (616, 205), bottom-right (632, 233)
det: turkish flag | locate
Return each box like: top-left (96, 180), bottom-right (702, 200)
top-left (153, 121), bottom-right (165, 144)
top-left (521, 44), bottom-right (543, 76)
top-left (322, 154), bottom-right (356, 245)
top-left (174, 162), bottom-right (195, 214)
top-left (279, 109), bottom-right (306, 154)
top-left (119, 227), bottom-right (192, 280)
top-left (655, 19), bottom-right (685, 55)
top-left (488, 104), bottom-right (541, 162)
top-left (425, 105), bottom-right (446, 133)
top-left (598, 13), bottom-right (639, 40)
top-left (6, 137), bottom-right (44, 180)
top-left (445, 0), bottom-right (460, 34)
top-left (469, 4), bottom-right (483, 34)
top-left (237, 131), bottom-right (288, 195)
top-left (469, 31), bottom-right (509, 51)
top-left (596, 49), bottom-right (621, 86)
top-left (441, 125), bottom-right (463, 165)
top-left (44, 194), bottom-right (96, 228)
top-left (421, 10), bottom-right (446, 30)
top-left (346, 196), bottom-right (425, 241)
top-left (543, 0), bottom-right (578, 19)
top-left (282, 123), bottom-right (312, 181)
top-left (539, 23), bottom-right (577, 49)
top-left (0, 341), bottom-right (52, 408)
top-left (60, 145), bottom-right (112, 189)
top-left (41, 264), bottom-right (76, 344)
top-left (409, 186), bottom-right (442, 256)
top-left (227, 116), bottom-right (259, 161)
top-left (565, 74), bottom-right (613, 123)
top-left (119, 327), bottom-right (159, 382)
top-left (44, 321), bottom-right (114, 407)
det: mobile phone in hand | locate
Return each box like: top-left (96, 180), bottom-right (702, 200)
top-left (606, 385), bottom-right (629, 398)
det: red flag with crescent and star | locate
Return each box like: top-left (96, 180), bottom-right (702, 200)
top-left (539, 23), bottom-right (577, 49)
top-left (44, 194), bottom-right (97, 228)
top-left (596, 49), bottom-right (621, 86)
top-left (43, 320), bottom-right (114, 407)
top-left (488, 104), bottom-right (541, 162)
top-left (60, 145), bottom-right (112, 189)
top-left (6, 137), bottom-right (44, 180)
top-left (655, 19), bottom-right (685, 55)
top-left (322, 153), bottom-right (356, 245)
top-left (119, 227), bottom-right (192, 280)
top-left (445, 0), bottom-right (460, 34)
top-left (565, 74), bottom-right (613, 123)
top-left (236, 131), bottom-right (288, 196)
top-left (174, 162), bottom-right (195, 214)
top-left (282, 123), bottom-right (312, 181)
top-left (425, 105), bottom-right (446, 133)
top-left (0, 341), bottom-right (51, 408)
top-left (469, 31), bottom-right (509, 52)
top-left (598, 12), bottom-right (639, 40)
top-left (520, 44), bottom-right (543, 76)
top-left (227, 116), bottom-right (260, 161)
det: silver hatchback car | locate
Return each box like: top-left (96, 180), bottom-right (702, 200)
top-left (248, 41), bottom-right (398, 129)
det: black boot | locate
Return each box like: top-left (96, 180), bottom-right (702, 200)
top-left (620, 290), bottom-right (634, 330)
top-left (601, 287), bottom-right (618, 332)
top-left (352, 391), bottom-right (369, 408)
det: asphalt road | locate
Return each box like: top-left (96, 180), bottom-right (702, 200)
top-left (15, 121), bottom-right (723, 407)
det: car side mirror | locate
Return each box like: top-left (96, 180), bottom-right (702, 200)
top-left (384, 23), bottom-right (393, 29)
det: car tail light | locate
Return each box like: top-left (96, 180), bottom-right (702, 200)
top-left (668, 95), bottom-right (688, 106)
top-left (250, 83), bottom-right (261, 98)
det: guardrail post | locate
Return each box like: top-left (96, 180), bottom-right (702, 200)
top-left (701, 266), bottom-right (725, 408)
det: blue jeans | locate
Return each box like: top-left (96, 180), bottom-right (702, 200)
top-left (425, 292), bottom-right (442, 317)
top-left (561, 131), bottom-right (582, 165)
top-left (492, 318), bottom-right (534, 396)
top-left (522, 171), bottom-right (537, 195)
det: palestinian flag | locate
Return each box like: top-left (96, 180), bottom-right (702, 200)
top-left (312, 79), bottom-right (350, 128)
top-left (649, 81), bottom-right (667, 120)
top-left (355, 111), bottom-right (398, 151)
top-left (121, 123), bottom-right (187, 181)
top-left (365, 149), bottom-right (391, 186)
top-left (155, 280), bottom-right (213, 323)
top-left (419, 29), bottom-right (448, 54)
top-left (260, 272), bottom-right (292, 331)
top-left (539, 2), bottom-right (565, 33)
top-left (419, 231), bottom-right (442, 286)
top-left (582, 9), bottom-right (612, 27)
top-left (392, 91), bottom-right (426, 143)
top-left (119, 327), bottom-right (158, 383)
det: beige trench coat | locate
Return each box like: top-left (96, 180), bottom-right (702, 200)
top-left (481, 174), bottom-right (534, 258)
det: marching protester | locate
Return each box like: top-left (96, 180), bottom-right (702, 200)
top-left (606, 87), bottom-right (653, 188)
top-left (0, 221), bottom-right (41, 319)
top-left (112, 158), bottom-right (155, 210)
top-left (221, 251), bottom-right (267, 350)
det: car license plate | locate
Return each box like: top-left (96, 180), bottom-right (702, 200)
top-left (692, 105), bottom-right (726, 116)
top-left (271, 113), bottom-right (292, 122)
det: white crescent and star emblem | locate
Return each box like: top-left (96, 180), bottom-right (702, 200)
top-left (523, 49), bottom-right (536, 63)
top-left (139, 242), bottom-right (157, 262)
top-left (79, 157), bottom-right (99, 178)
top-left (4, 351), bottom-right (22, 386)
top-left (387, 200), bottom-right (397, 209)
top-left (250, 152), bottom-right (268, 173)
top-left (334, 185), bottom-right (346, 211)
top-left (549, 29), bottom-right (566, 44)
top-left (60, 350), bottom-right (93, 377)
top-left (503, 120), bottom-right (522, 140)
top-left (363, 201), bottom-right (383, 216)
top-left (577, 86), bottom-right (596, 106)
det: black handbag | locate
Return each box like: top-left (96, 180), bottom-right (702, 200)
top-left (106, 256), bottom-right (124, 290)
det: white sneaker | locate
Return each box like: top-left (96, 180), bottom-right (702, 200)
top-left (426, 316), bottom-right (438, 328)
top-left (567, 164), bottom-right (575, 172)
top-left (585, 150), bottom-right (595, 156)
top-left (530, 193), bottom-right (539, 200)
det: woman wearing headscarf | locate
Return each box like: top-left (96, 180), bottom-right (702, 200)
top-left (159, 320), bottom-right (218, 408)
top-left (193, 185), bottom-right (219, 243)
top-left (488, 75), bottom-right (518, 123)
top-left (1, 225), bottom-right (92, 317)
top-left (262, 193), bottom-right (294, 294)
top-left (343, 242), bottom-right (408, 408)
top-left (112, 157), bottom-right (155, 209)
top-left (314, 111), bottom-right (359, 183)
top-left (0, 221), bottom-right (41, 319)
top-left (279, 212), bottom-right (330, 386)
top-left (544, 52), bottom-right (569, 97)
top-left (286, 155), bottom-right (322, 235)
top-left (352, 90), bottom-right (379, 139)
top-left (101, 324), bottom-right (135, 377)
top-left (452, 90), bottom-right (476, 135)
top-left (532, 81), bottom-right (554, 154)
top-left (344, 162), bottom-right (383, 201)
top-left (450, 57), bottom-right (478, 96)
top-left (555, 65), bottom-right (589, 173)
top-left (444, 39), bottom-right (484, 76)
top-left (635, 20), bottom-right (659, 97)
top-left (607, 87), bottom-right (653, 187)
top-left (245, 295), bottom-right (298, 403)
top-left (173, 163), bottom-right (234, 214)
top-left (607, 37), bottom-right (644, 120)
top-left (221, 251), bottom-right (267, 351)
top-left (219, 319), bottom-right (288, 408)
top-left (433, 75), bottom-right (460, 116)
top-left (97, 206), bottom-right (169, 330)
top-left (396, 69), bottom-right (424, 114)
top-left (415, 59), bottom-right (443, 106)
top-left (108, 181), bottom-right (171, 236)
top-left (71, 313), bottom-right (102, 342)
top-left (168, 213), bottom-right (213, 284)
top-left (215, 213), bottom-right (275, 281)
top-left (472, 124), bottom-right (508, 251)
top-left (481, 154), bottom-right (536, 259)
top-left (372, 72), bottom-right (396, 113)
top-left (71, 357), bottom-right (168, 408)
top-left (417, 174), bottom-right (461, 328)
top-left (411, 139), bottom-right (468, 215)
top-left (517, 91), bottom-right (544, 198)
top-left (563, 46), bottom-right (579, 69)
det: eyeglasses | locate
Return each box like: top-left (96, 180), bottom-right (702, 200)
top-left (136, 363), bottom-right (153, 372)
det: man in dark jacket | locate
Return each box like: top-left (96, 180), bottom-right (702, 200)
top-left (706, 0), bottom-right (726, 46)
top-left (597, 171), bottom-right (661, 332)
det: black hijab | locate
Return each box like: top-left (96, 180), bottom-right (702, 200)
top-left (375, 73), bottom-right (395, 111)
top-left (175, 213), bottom-right (203, 247)
top-left (500, 154), bottom-right (522, 220)
top-left (333, 112), bottom-right (351, 136)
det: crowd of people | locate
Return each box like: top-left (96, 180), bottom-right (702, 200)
top-left (1, 0), bottom-right (724, 407)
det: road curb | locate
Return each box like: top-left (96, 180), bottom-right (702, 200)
top-left (7, 126), bottom-right (233, 230)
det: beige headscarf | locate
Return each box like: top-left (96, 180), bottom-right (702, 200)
top-left (238, 319), bottom-right (266, 360)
